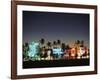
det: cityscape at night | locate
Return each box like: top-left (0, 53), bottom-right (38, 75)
top-left (23, 39), bottom-right (89, 61)
top-left (22, 11), bottom-right (90, 68)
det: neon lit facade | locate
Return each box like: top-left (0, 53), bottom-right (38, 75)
top-left (28, 42), bottom-right (39, 57)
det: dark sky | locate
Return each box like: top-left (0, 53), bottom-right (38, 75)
top-left (23, 11), bottom-right (89, 47)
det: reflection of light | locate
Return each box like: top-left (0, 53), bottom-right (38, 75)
top-left (28, 42), bottom-right (39, 57)
top-left (53, 48), bottom-right (63, 55)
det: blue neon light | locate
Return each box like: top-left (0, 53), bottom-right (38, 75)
top-left (28, 42), bottom-right (39, 57)
top-left (53, 48), bottom-right (63, 55)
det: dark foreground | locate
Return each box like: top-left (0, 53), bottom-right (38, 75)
top-left (23, 58), bottom-right (89, 69)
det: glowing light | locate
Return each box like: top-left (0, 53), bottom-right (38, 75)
top-left (53, 48), bottom-right (63, 55)
top-left (28, 42), bottom-right (39, 57)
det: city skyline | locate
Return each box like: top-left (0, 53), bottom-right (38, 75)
top-left (23, 11), bottom-right (89, 48)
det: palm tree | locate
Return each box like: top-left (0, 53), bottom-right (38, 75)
top-left (47, 42), bottom-right (51, 49)
top-left (66, 44), bottom-right (70, 50)
top-left (23, 42), bottom-right (29, 60)
top-left (76, 40), bottom-right (80, 44)
top-left (25, 42), bottom-right (29, 52)
top-left (40, 38), bottom-right (45, 44)
top-left (23, 44), bottom-right (25, 58)
top-left (57, 40), bottom-right (61, 48)
top-left (53, 41), bottom-right (57, 48)
top-left (61, 43), bottom-right (66, 51)
top-left (76, 40), bottom-right (81, 48)
top-left (39, 38), bottom-right (45, 48)
top-left (57, 40), bottom-right (61, 44)
top-left (80, 40), bottom-right (84, 47)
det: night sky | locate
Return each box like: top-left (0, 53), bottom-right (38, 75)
top-left (23, 11), bottom-right (89, 47)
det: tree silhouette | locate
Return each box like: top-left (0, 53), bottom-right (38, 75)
top-left (57, 40), bottom-right (61, 45)
top-left (40, 38), bottom-right (45, 44)
top-left (23, 42), bottom-right (29, 59)
top-left (61, 43), bottom-right (66, 51)
top-left (53, 41), bottom-right (57, 45)
top-left (80, 40), bottom-right (84, 47)
top-left (53, 41), bottom-right (57, 48)
top-left (25, 42), bottom-right (29, 51)
top-left (66, 44), bottom-right (70, 50)
top-left (23, 44), bottom-right (25, 58)
top-left (47, 42), bottom-right (51, 47)
top-left (76, 40), bottom-right (80, 44)
top-left (39, 38), bottom-right (45, 49)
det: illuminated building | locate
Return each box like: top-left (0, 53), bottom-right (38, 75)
top-left (63, 50), bottom-right (70, 59)
top-left (53, 48), bottom-right (63, 59)
top-left (23, 39), bottom-right (89, 61)
top-left (28, 41), bottom-right (39, 60)
top-left (46, 49), bottom-right (53, 60)
top-left (70, 47), bottom-right (77, 59)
